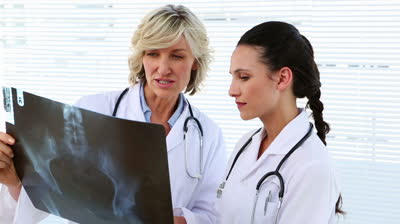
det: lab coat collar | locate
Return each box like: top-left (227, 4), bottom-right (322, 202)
top-left (165, 100), bottom-right (190, 151)
top-left (261, 108), bottom-right (310, 156)
top-left (124, 84), bottom-right (146, 122)
top-left (242, 109), bottom-right (311, 180)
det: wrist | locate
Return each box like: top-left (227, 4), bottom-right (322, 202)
top-left (7, 181), bottom-right (22, 201)
top-left (6, 178), bottom-right (22, 188)
top-left (173, 216), bottom-right (187, 224)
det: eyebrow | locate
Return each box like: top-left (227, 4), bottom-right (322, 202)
top-left (146, 49), bottom-right (187, 52)
top-left (171, 49), bottom-right (187, 52)
top-left (230, 68), bottom-right (250, 74)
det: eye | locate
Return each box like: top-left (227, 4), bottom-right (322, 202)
top-left (172, 54), bottom-right (184, 59)
top-left (145, 52), bottom-right (158, 57)
top-left (239, 74), bottom-right (250, 81)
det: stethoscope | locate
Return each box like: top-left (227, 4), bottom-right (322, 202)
top-left (113, 87), bottom-right (204, 179)
top-left (217, 122), bottom-right (313, 224)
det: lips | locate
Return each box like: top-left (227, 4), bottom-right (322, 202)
top-left (155, 79), bottom-right (175, 88)
top-left (236, 101), bottom-right (246, 108)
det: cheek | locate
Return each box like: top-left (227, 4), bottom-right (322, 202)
top-left (177, 63), bottom-right (194, 79)
top-left (142, 61), bottom-right (152, 73)
top-left (247, 82), bottom-right (264, 98)
top-left (246, 82), bottom-right (275, 109)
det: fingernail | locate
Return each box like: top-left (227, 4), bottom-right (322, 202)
top-left (8, 138), bottom-right (14, 144)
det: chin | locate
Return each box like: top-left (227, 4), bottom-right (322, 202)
top-left (154, 89), bottom-right (179, 98)
top-left (240, 113), bottom-right (256, 121)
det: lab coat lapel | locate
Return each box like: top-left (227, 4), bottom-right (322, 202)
top-left (123, 84), bottom-right (146, 122)
top-left (235, 130), bottom-right (265, 180)
top-left (265, 109), bottom-right (310, 155)
top-left (165, 103), bottom-right (189, 152)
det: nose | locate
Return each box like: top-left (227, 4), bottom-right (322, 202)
top-left (157, 56), bottom-right (172, 76)
top-left (228, 79), bottom-right (239, 97)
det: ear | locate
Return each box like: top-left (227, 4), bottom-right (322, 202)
top-left (191, 60), bottom-right (199, 70)
top-left (276, 67), bottom-right (293, 91)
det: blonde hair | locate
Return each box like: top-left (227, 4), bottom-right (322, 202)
top-left (128, 4), bottom-right (212, 95)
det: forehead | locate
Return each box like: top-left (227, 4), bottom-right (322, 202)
top-left (230, 45), bottom-right (265, 72)
top-left (169, 37), bottom-right (191, 51)
top-left (147, 36), bottom-right (191, 52)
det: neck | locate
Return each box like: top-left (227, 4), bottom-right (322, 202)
top-left (261, 108), bottom-right (299, 139)
top-left (257, 101), bottom-right (299, 158)
top-left (143, 84), bottom-right (179, 122)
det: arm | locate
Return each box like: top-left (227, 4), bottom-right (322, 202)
top-left (0, 132), bottom-right (22, 222)
top-left (179, 126), bottom-right (227, 224)
top-left (278, 160), bottom-right (339, 224)
top-left (0, 132), bottom-right (50, 223)
top-left (0, 132), bottom-right (20, 200)
top-left (0, 184), bottom-right (18, 223)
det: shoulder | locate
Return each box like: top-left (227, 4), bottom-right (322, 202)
top-left (74, 89), bottom-right (126, 115)
top-left (188, 103), bottom-right (222, 136)
top-left (299, 134), bottom-right (334, 166)
top-left (186, 103), bottom-right (226, 152)
top-left (186, 103), bottom-right (227, 163)
top-left (288, 133), bottom-right (339, 189)
top-left (234, 128), bottom-right (261, 151)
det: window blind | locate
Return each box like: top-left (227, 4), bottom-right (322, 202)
top-left (1, 1), bottom-right (400, 223)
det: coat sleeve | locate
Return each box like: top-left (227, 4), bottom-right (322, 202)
top-left (73, 93), bottom-right (114, 115)
top-left (277, 160), bottom-right (339, 224)
top-left (179, 125), bottom-right (227, 224)
top-left (0, 185), bottom-right (50, 224)
top-left (0, 184), bottom-right (18, 223)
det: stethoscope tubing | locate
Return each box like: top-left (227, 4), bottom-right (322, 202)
top-left (223, 122), bottom-right (313, 224)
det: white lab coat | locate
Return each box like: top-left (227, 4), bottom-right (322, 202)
top-left (0, 84), bottom-right (227, 224)
top-left (215, 109), bottom-right (340, 224)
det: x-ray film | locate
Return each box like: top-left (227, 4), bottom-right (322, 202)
top-left (3, 87), bottom-right (173, 224)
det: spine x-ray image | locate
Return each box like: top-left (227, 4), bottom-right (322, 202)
top-left (3, 87), bottom-right (173, 224)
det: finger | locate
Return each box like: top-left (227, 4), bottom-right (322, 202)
top-left (0, 151), bottom-right (12, 166)
top-left (0, 142), bottom-right (14, 158)
top-left (0, 160), bottom-right (9, 169)
top-left (0, 132), bottom-right (15, 145)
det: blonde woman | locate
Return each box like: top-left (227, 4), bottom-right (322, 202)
top-left (0, 5), bottom-right (226, 224)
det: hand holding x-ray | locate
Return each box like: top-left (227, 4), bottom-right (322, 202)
top-left (0, 132), bottom-right (21, 200)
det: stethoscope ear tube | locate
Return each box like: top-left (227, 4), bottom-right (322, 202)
top-left (183, 120), bottom-right (204, 179)
top-left (112, 87), bottom-right (129, 117)
top-left (225, 128), bottom-right (262, 180)
top-left (183, 116), bottom-right (203, 136)
top-left (255, 123), bottom-right (313, 198)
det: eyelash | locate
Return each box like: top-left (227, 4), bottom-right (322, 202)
top-left (172, 55), bottom-right (184, 59)
top-left (146, 52), bottom-right (157, 56)
top-left (239, 75), bottom-right (249, 81)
